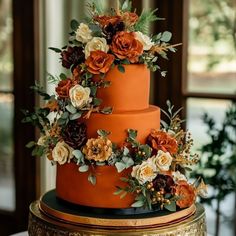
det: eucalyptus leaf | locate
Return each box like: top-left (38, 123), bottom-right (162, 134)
top-left (115, 162), bottom-right (126, 173)
top-left (113, 188), bottom-right (123, 195)
top-left (126, 158), bottom-right (134, 168)
top-left (100, 107), bottom-right (113, 115)
top-left (123, 147), bottom-right (130, 156)
top-left (120, 191), bottom-right (128, 199)
top-left (73, 150), bottom-right (84, 162)
top-left (61, 112), bottom-right (69, 119)
top-left (78, 165), bottom-right (89, 172)
top-left (160, 31), bottom-right (172, 42)
top-left (66, 104), bottom-right (77, 114)
top-left (88, 173), bottom-right (96, 185)
top-left (164, 201), bottom-right (176, 212)
top-left (128, 129), bottom-right (138, 140)
top-left (90, 86), bottom-right (97, 97)
top-left (93, 98), bottom-right (102, 106)
top-left (131, 200), bottom-right (144, 208)
top-left (70, 112), bottom-right (82, 120)
top-left (97, 129), bottom-right (111, 137)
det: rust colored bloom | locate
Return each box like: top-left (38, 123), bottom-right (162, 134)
top-left (56, 78), bottom-right (76, 99)
top-left (60, 46), bottom-right (85, 70)
top-left (110, 31), bottom-right (143, 63)
top-left (82, 136), bottom-right (112, 162)
top-left (146, 130), bottom-right (178, 155)
top-left (94, 15), bottom-right (121, 28)
top-left (175, 180), bottom-right (196, 208)
top-left (85, 50), bottom-right (115, 74)
top-left (121, 12), bottom-right (139, 26)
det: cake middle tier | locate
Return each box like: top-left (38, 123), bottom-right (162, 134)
top-left (84, 105), bottom-right (160, 145)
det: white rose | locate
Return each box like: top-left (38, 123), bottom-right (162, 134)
top-left (69, 85), bottom-right (91, 109)
top-left (152, 150), bottom-right (173, 172)
top-left (76, 23), bottom-right (92, 43)
top-left (84, 37), bottom-right (109, 59)
top-left (52, 141), bottom-right (74, 165)
top-left (131, 159), bottom-right (157, 185)
top-left (134, 31), bottom-right (154, 51)
top-left (172, 171), bottom-right (187, 182)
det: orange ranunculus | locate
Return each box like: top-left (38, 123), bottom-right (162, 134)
top-left (121, 12), bottom-right (139, 26)
top-left (146, 130), bottom-right (178, 155)
top-left (175, 180), bottom-right (196, 208)
top-left (56, 78), bottom-right (75, 99)
top-left (85, 50), bottom-right (115, 74)
top-left (110, 31), bottom-right (143, 63)
top-left (94, 15), bottom-right (121, 27)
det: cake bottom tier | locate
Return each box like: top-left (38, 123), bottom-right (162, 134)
top-left (56, 163), bottom-right (135, 208)
top-left (28, 195), bottom-right (207, 235)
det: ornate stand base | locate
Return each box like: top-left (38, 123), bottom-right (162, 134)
top-left (28, 191), bottom-right (207, 236)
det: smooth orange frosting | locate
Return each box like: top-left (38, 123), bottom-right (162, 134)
top-left (96, 64), bottom-right (150, 111)
top-left (56, 164), bottom-right (135, 208)
top-left (84, 106), bottom-right (160, 146)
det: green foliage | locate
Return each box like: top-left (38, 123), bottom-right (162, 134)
top-left (134, 9), bottom-right (162, 34)
top-left (192, 102), bottom-right (236, 205)
top-left (97, 129), bottom-right (111, 137)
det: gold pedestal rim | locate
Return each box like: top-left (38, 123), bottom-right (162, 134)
top-left (38, 191), bottom-right (197, 228)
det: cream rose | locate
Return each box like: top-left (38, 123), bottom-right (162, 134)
top-left (134, 31), bottom-right (154, 51)
top-left (69, 85), bottom-right (91, 109)
top-left (84, 37), bottom-right (109, 59)
top-left (76, 23), bottom-right (92, 43)
top-left (152, 150), bottom-right (173, 172)
top-left (131, 160), bottom-right (157, 185)
top-left (172, 171), bottom-right (187, 182)
top-left (52, 141), bottom-right (74, 165)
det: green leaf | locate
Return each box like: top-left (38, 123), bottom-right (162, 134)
top-left (93, 98), bottom-right (102, 106)
top-left (69, 112), bottom-right (82, 120)
top-left (120, 191), bottom-right (128, 199)
top-left (125, 158), bottom-right (134, 168)
top-left (117, 64), bottom-right (125, 73)
top-left (100, 107), bottom-right (113, 115)
top-left (61, 112), bottom-right (69, 119)
top-left (48, 47), bottom-right (62, 53)
top-left (59, 73), bottom-right (67, 80)
top-left (115, 162), bottom-right (127, 173)
top-left (97, 129), bottom-right (111, 137)
top-left (90, 86), bottom-right (97, 97)
top-left (128, 129), bottom-right (138, 140)
top-left (121, 0), bottom-right (132, 11)
top-left (131, 200), bottom-right (144, 208)
top-left (114, 188), bottom-right (123, 195)
top-left (88, 173), bottom-right (96, 185)
top-left (121, 59), bottom-right (130, 65)
top-left (78, 165), bottom-right (89, 172)
top-left (160, 31), bottom-right (172, 42)
top-left (66, 104), bottom-right (77, 114)
top-left (164, 201), bottom-right (176, 212)
top-left (70, 19), bottom-right (79, 31)
top-left (57, 118), bottom-right (66, 126)
top-left (73, 150), bottom-right (84, 162)
top-left (26, 141), bottom-right (36, 148)
top-left (123, 147), bottom-right (130, 156)
top-left (92, 0), bottom-right (105, 14)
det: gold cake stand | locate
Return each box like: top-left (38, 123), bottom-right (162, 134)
top-left (28, 191), bottom-right (207, 236)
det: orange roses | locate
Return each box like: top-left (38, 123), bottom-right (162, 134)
top-left (175, 180), bottom-right (196, 208)
top-left (110, 31), bottom-right (143, 63)
top-left (94, 15), bottom-right (121, 28)
top-left (147, 130), bottom-right (178, 155)
top-left (56, 78), bottom-right (75, 98)
top-left (85, 50), bottom-right (115, 74)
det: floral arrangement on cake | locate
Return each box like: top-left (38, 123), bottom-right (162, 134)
top-left (23, 0), bottom-right (206, 211)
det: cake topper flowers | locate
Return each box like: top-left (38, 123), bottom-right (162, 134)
top-left (22, 1), bottom-right (205, 211)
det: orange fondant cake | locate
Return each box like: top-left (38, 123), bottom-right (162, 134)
top-left (26, 1), bottom-right (204, 215)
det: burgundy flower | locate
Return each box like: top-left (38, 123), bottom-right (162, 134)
top-left (60, 46), bottom-right (85, 70)
top-left (152, 174), bottom-right (175, 193)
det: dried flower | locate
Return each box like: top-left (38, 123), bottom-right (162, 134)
top-left (121, 12), bottom-right (139, 26)
top-left (83, 136), bottom-right (112, 162)
top-left (94, 15), bottom-right (121, 28)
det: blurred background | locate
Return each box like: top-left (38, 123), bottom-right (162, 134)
top-left (0, 0), bottom-right (235, 235)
